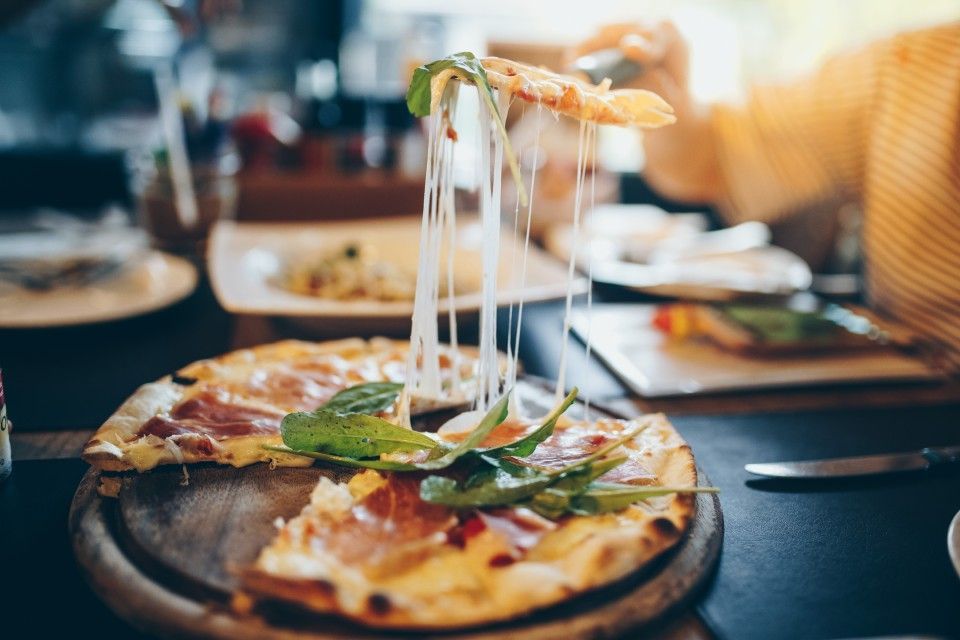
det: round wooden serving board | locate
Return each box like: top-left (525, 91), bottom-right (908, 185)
top-left (70, 388), bottom-right (723, 640)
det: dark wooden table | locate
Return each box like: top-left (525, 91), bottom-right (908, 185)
top-left (3, 279), bottom-right (960, 640)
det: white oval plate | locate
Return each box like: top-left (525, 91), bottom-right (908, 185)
top-left (208, 217), bottom-right (585, 332)
top-left (0, 251), bottom-right (197, 328)
top-left (544, 204), bottom-right (811, 301)
top-left (589, 246), bottom-right (813, 301)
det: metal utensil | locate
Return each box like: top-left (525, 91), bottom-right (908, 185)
top-left (948, 509), bottom-right (960, 579)
top-left (570, 48), bottom-right (643, 85)
top-left (745, 445), bottom-right (960, 479)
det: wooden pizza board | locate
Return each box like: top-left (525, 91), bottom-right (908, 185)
top-left (69, 382), bottom-right (723, 639)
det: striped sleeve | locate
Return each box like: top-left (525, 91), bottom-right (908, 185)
top-left (710, 41), bottom-right (884, 224)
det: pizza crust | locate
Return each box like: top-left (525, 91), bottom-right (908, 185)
top-left (82, 338), bottom-right (479, 473)
top-left (237, 414), bottom-right (697, 629)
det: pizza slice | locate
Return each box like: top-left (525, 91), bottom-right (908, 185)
top-left (235, 390), bottom-right (710, 629)
top-left (409, 53), bottom-right (675, 129)
top-left (481, 56), bottom-right (676, 128)
top-left (82, 338), bottom-right (479, 473)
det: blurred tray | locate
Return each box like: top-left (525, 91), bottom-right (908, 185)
top-left (571, 304), bottom-right (943, 397)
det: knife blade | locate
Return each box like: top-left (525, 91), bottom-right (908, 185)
top-left (745, 445), bottom-right (960, 479)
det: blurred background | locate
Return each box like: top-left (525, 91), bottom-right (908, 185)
top-left (1, 0), bottom-right (958, 266)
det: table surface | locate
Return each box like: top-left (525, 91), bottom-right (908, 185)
top-left (3, 279), bottom-right (960, 640)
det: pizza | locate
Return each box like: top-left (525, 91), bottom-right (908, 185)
top-left (481, 56), bottom-right (676, 128)
top-left (77, 51), bottom-right (714, 634)
top-left (236, 407), bottom-right (699, 629)
top-left (226, 55), bottom-right (706, 629)
top-left (81, 338), bottom-right (478, 473)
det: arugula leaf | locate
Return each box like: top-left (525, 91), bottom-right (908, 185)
top-left (424, 450), bottom-right (628, 511)
top-left (280, 409), bottom-right (438, 457)
top-left (415, 393), bottom-right (511, 470)
top-left (405, 52), bottom-right (527, 206)
top-left (321, 382), bottom-right (403, 415)
top-left (416, 402), bottom-right (657, 512)
top-left (568, 484), bottom-right (720, 516)
top-left (420, 469), bottom-right (553, 507)
top-left (483, 388), bottom-right (578, 458)
top-left (406, 52), bottom-right (493, 118)
top-left (478, 453), bottom-right (542, 477)
top-left (272, 392), bottom-right (509, 470)
top-left (525, 456), bottom-right (627, 518)
top-left (524, 488), bottom-right (569, 520)
top-left (550, 455), bottom-right (628, 492)
top-left (264, 445), bottom-right (418, 471)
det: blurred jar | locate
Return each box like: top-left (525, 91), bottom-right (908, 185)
top-left (130, 149), bottom-right (239, 256)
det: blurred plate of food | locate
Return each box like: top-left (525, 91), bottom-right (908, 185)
top-left (0, 250), bottom-right (197, 328)
top-left (572, 302), bottom-right (942, 397)
top-left (545, 205), bottom-right (812, 300)
top-left (0, 208), bottom-right (147, 290)
top-left (208, 217), bottom-right (585, 333)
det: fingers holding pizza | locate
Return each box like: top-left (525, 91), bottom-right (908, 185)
top-left (570, 21), bottom-right (723, 203)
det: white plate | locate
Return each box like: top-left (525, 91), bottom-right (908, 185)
top-left (0, 251), bottom-right (197, 328)
top-left (571, 304), bottom-right (942, 397)
top-left (544, 204), bottom-right (708, 265)
top-left (208, 218), bottom-right (586, 332)
top-left (589, 246), bottom-right (813, 301)
top-left (544, 205), bottom-right (811, 300)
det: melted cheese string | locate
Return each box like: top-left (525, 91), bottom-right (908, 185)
top-left (504, 105), bottom-right (524, 404)
top-left (406, 84), bottom-right (596, 425)
top-left (401, 86), bottom-right (459, 425)
top-left (475, 90), bottom-right (508, 412)
top-left (507, 104), bottom-right (543, 414)
top-left (555, 120), bottom-right (595, 403)
top-left (583, 122), bottom-right (598, 419)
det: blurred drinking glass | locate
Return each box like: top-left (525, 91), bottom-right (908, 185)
top-left (130, 148), bottom-right (239, 257)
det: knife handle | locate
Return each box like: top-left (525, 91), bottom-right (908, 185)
top-left (921, 446), bottom-right (960, 466)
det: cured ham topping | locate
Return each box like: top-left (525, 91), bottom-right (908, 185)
top-left (236, 366), bottom-right (344, 412)
top-left (442, 419), bottom-right (657, 485)
top-left (448, 507), bottom-right (558, 566)
top-left (477, 419), bottom-right (538, 448)
top-left (478, 508), bottom-right (557, 550)
top-left (137, 390), bottom-right (285, 440)
top-left (305, 475), bottom-right (456, 568)
top-left (520, 424), bottom-right (657, 485)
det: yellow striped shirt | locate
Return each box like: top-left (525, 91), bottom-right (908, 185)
top-left (712, 23), bottom-right (960, 370)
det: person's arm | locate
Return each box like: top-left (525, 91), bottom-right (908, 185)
top-left (711, 42), bottom-right (882, 223)
top-left (572, 23), bottom-right (883, 222)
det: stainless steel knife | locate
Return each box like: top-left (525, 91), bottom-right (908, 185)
top-left (745, 445), bottom-right (960, 479)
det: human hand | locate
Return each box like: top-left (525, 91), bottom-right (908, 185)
top-left (570, 22), bottom-right (690, 113)
top-left (570, 22), bottom-right (721, 203)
